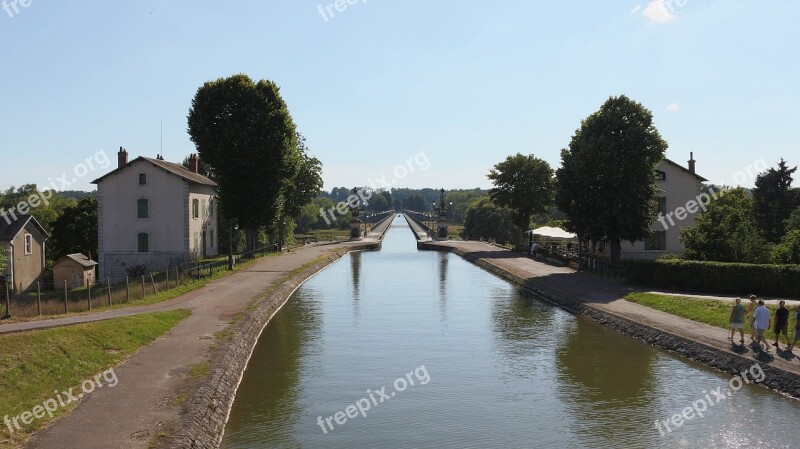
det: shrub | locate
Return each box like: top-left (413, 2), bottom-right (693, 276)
top-left (623, 258), bottom-right (800, 298)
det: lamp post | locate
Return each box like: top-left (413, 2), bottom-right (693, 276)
top-left (279, 219), bottom-right (286, 252)
top-left (228, 219), bottom-right (239, 270)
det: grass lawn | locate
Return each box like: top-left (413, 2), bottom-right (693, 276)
top-left (306, 229), bottom-right (350, 241)
top-left (0, 310), bottom-right (190, 448)
top-left (624, 292), bottom-right (792, 341)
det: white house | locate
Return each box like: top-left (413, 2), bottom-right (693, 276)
top-left (92, 148), bottom-right (218, 280)
top-left (618, 152), bottom-right (707, 259)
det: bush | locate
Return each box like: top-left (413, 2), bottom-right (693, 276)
top-left (623, 258), bottom-right (800, 297)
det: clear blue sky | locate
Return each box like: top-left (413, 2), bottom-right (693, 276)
top-left (1, 0), bottom-right (798, 192)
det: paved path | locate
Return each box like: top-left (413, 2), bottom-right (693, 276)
top-left (426, 240), bottom-right (800, 377)
top-left (14, 216), bottom-right (394, 449)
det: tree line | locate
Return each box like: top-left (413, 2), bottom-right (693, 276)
top-left (466, 94), bottom-right (800, 265)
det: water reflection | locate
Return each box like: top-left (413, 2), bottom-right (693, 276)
top-left (222, 288), bottom-right (323, 447)
top-left (555, 317), bottom-right (657, 448)
top-left (437, 252), bottom-right (448, 323)
top-left (350, 251), bottom-right (361, 324)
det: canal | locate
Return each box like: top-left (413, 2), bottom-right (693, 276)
top-left (222, 216), bottom-right (796, 448)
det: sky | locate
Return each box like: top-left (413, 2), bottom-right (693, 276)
top-left (0, 0), bottom-right (798, 193)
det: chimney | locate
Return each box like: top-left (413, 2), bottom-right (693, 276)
top-left (688, 152), bottom-right (696, 174)
top-left (118, 147), bottom-right (128, 168)
top-left (188, 154), bottom-right (199, 173)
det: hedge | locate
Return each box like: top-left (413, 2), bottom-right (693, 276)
top-left (623, 259), bottom-right (800, 298)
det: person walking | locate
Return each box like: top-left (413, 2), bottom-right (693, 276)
top-left (787, 305), bottom-right (800, 353)
top-left (752, 300), bottom-right (772, 353)
top-left (746, 294), bottom-right (758, 342)
top-left (773, 300), bottom-right (790, 349)
top-left (729, 298), bottom-right (746, 344)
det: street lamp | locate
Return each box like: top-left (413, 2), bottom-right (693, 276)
top-left (279, 219), bottom-right (286, 252)
top-left (228, 219), bottom-right (239, 270)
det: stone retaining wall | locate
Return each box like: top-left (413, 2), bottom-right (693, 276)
top-left (432, 243), bottom-right (800, 399)
top-left (172, 243), bottom-right (381, 448)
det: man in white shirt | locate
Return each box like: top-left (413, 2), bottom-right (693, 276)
top-left (752, 300), bottom-right (772, 353)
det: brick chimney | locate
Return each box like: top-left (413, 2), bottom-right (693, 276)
top-left (188, 154), bottom-right (199, 173)
top-left (118, 147), bottom-right (128, 168)
top-left (688, 152), bottom-right (696, 174)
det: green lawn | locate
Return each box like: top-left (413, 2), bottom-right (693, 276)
top-left (0, 310), bottom-right (190, 448)
top-left (624, 292), bottom-right (794, 341)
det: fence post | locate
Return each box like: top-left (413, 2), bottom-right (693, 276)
top-left (4, 282), bottom-right (10, 318)
top-left (107, 277), bottom-right (112, 306)
top-left (64, 280), bottom-right (68, 313)
top-left (150, 273), bottom-right (157, 294)
top-left (37, 281), bottom-right (41, 316)
top-left (166, 269), bottom-right (170, 290)
top-left (176, 267), bottom-right (180, 286)
top-left (141, 275), bottom-right (146, 298)
top-left (87, 279), bottom-right (92, 311)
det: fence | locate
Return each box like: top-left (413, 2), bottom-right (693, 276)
top-left (579, 255), bottom-right (626, 279)
top-left (1, 245), bottom-right (280, 319)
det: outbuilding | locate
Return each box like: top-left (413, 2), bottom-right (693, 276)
top-left (53, 253), bottom-right (98, 289)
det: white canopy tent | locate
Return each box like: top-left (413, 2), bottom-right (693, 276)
top-left (525, 226), bottom-right (577, 240)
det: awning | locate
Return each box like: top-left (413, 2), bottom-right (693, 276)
top-left (526, 226), bottom-right (577, 240)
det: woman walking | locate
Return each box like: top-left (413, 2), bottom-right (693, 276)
top-left (746, 294), bottom-right (758, 342)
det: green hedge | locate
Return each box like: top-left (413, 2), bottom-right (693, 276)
top-left (623, 259), bottom-right (800, 298)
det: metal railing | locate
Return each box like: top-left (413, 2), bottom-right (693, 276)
top-left (579, 255), bottom-right (626, 279)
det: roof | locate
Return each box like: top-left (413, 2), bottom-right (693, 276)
top-left (662, 158), bottom-right (708, 182)
top-left (526, 226), bottom-right (577, 239)
top-left (0, 215), bottom-right (50, 241)
top-left (54, 253), bottom-right (98, 268)
top-left (91, 156), bottom-right (217, 187)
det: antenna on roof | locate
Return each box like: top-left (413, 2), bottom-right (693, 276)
top-left (160, 116), bottom-right (163, 159)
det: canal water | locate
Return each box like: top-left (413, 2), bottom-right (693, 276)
top-left (222, 216), bottom-right (797, 448)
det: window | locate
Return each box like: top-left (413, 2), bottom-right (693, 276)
top-left (658, 196), bottom-right (667, 215)
top-left (193, 232), bottom-right (199, 251)
top-left (210, 229), bottom-right (214, 248)
top-left (138, 173), bottom-right (147, 185)
top-left (192, 199), bottom-right (199, 219)
top-left (137, 233), bottom-right (149, 252)
top-left (24, 234), bottom-right (33, 255)
top-left (656, 170), bottom-right (666, 181)
top-left (137, 198), bottom-right (149, 219)
top-left (645, 231), bottom-right (667, 251)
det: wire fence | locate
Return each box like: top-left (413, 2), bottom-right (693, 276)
top-left (1, 245), bottom-right (280, 319)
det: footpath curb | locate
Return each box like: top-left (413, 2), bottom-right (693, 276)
top-left (431, 243), bottom-right (800, 399)
top-left (171, 246), bottom-right (372, 448)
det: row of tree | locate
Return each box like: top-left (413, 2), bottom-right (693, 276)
top-left (466, 94), bottom-right (800, 265)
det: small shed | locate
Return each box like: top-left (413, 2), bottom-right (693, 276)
top-left (53, 253), bottom-right (98, 289)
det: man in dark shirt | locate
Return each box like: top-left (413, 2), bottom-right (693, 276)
top-left (773, 300), bottom-right (790, 349)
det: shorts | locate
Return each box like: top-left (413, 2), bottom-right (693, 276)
top-left (730, 323), bottom-right (744, 329)
top-left (756, 328), bottom-right (767, 337)
top-left (775, 325), bottom-right (788, 335)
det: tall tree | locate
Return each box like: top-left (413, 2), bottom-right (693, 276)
top-left (555, 95), bottom-right (667, 264)
top-left (282, 132), bottom-right (323, 220)
top-left (187, 74), bottom-right (298, 247)
top-left (488, 153), bottom-right (554, 236)
top-left (681, 188), bottom-right (770, 263)
top-left (753, 159), bottom-right (798, 243)
top-left (462, 197), bottom-right (519, 244)
top-left (47, 196), bottom-right (98, 263)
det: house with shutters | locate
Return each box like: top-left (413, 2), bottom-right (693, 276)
top-left (0, 214), bottom-right (49, 293)
top-left (616, 152), bottom-right (708, 258)
top-left (92, 148), bottom-right (218, 280)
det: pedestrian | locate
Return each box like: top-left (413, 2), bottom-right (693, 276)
top-left (752, 300), bottom-right (772, 352)
top-left (773, 300), bottom-right (790, 349)
top-left (787, 305), bottom-right (800, 353)
top-left (746, 294), bottom-right (758, 342)
top-left (728, 298), bottom-right (746, 344)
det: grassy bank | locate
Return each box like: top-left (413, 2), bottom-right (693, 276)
top-left (0, 310), bottom-right (190, 448)
top-left (624, 292), bottom-right (791, 341)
